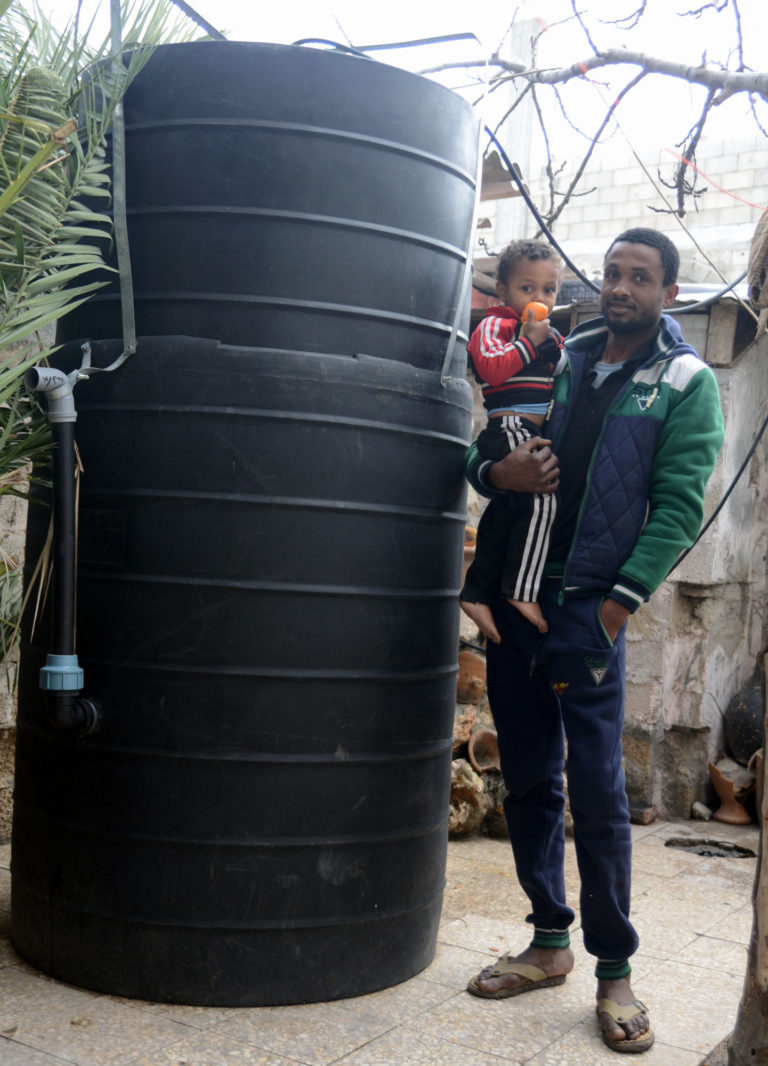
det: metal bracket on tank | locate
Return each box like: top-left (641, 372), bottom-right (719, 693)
top-left (439, 117), bottom-right (486, 387)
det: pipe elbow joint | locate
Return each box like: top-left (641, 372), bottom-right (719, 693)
top-left (47, 692), bottom-right (101, 735)
top-left (25, 367), bottom-right (78, 423)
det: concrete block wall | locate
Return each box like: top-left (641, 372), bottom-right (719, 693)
top-left (487, 134), bottom-right (767, 287)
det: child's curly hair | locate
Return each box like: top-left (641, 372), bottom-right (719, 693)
top-left (497, 239), bottom-right (561, 286)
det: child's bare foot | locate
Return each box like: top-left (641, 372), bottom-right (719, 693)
top-left (460, 600), bottom-right (501, 644)
top-left (507, 598), bottom-right (548, 633)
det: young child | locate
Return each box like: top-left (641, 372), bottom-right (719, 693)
top-left (460, 239), bottom-right (563, 643)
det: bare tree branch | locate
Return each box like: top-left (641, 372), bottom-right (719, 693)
top-left (750, 93), bottom-right (768, 137)
top-left (598, 2), bottom-right (647, 31)
top-left (664, 86), bottom-right (718, 217)
top-left (570, 0), bottom-right (599, 55)
top-left (731, 0), bottom-right (745, 71)
top-left (419, 51), bottom-right (768, 99)
top-left (546, 71), bottom-right (647, 229)
top-left (489, 81), bottom-right (533, 139)
top-left (680, 0), bottom-right (728, 16)
top-left (551, 84), bottom-right (595, 141)
top-left (530, 82), bottom-right (557, 222)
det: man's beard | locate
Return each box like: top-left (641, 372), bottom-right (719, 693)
top-left (602, 304), bottom-right (658, 334)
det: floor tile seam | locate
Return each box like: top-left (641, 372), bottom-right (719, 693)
top-left (657, 861), bottom-right (759, 880)
top-left (524, 1010), bottom-right (736, 1061)
top-left (322, 1026), bottom-right (403, 1066)
top-left (134, 1026), bottom-right (316, 1066)
top-left (203, 1011), bottom-right (402, 1063)
top-left (0, 1031), bottom-right (82, 1065)
top-left (516, 1010), bottom-right (602, 1063)
top-left (639, 884), bottom-right (755, 904)
top-left (278, 1015), bottom-right (407, 1066)
top-left (341, 1027), bottom-right (526, 1066)
top-left (403, 969), bottom-right (477, 993)
top-left (51, 1023), bottom-right (198, 1066)
top-left (554, 1017), bottom-right (723, 1060)
top-left (332, 991), bottom-right (464, 1026)
top-left (633, 953), bottom-right (747, 981)
top-left (696, 911), bottom-right (755, 937)
top-left (620, 943), bottom-right (697, 965)
top-left (124, 1029), bottom-right (317, 1066)
top-left (421, 969), bottom-right (481, 992)
top-left (687, 929), bottom-right (751, 949)
top-left (327, 986), bottom-right (465, 1030)
top-left (102, 997), bottom-right (236, 1032)
top-left (631, 863), bottom-right (703, 878)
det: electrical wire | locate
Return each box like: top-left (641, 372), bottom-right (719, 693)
top-left (484, 127), bottom-right (601, 292)
top-left (668, 407), bottom-right (768, 574)
top-left (292, 39), bottom-right (370, 57)
top-left (669, 272), bottom-right (747, 314)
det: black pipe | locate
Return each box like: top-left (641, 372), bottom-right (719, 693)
top-left (25, 366), bottom-right (101, 734)
top-left (50, 420), bottom-right (76, 656)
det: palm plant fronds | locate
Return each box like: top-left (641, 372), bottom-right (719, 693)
top-left (0, 1), bottom-right (202, 361)
top-left (0, 1), bottom-right (205, 677)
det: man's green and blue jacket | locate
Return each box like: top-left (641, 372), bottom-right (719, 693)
top-left (466, 313), bottom-right (725, 612)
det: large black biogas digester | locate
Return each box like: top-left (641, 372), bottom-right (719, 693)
top-left (11, 41), bottom-right (477, 1006)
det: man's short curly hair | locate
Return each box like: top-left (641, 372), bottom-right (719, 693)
top-left (496, 239), bottom-right (562, 286)
top-left (607, 227), bottom-right (680, 287)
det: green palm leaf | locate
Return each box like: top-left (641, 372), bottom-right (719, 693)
top-left (0, 0), bottom-right (204, 669)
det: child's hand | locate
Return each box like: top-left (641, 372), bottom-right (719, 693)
top-left (520, 308), bottom-right (552, 348)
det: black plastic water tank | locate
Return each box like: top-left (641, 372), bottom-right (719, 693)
top-left (12, 337), bottom-right (472, 1005)
top-left (59, 41), bottom-right (478, 372)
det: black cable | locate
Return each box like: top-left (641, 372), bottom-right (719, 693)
top-left (484, 127), bottom-right (600, 292)
top-left (669, 272), bottom-right (747, 314)
top-left (292, 39), bottom-right (369, 58)
top-left (357, 33), bottom-right (480, 52)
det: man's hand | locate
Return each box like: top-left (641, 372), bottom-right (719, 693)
top-left (488, 437), bottom-right (559, 494)
top-left (599, 597), bottom-right (630, 643)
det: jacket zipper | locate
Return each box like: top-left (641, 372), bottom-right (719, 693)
top-left (556, 346), bottom-right (669, 605)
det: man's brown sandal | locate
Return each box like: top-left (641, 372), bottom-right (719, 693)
top-left (596, 998), bottom-right (655, 1054)
top-left (467, 959), bottom-right (567, 1000)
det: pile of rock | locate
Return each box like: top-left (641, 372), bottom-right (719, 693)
top-left (449, 647), bottom-right (508, 838)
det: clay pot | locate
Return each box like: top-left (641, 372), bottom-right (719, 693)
top-left (456, 649), bottom-right (486, 705)
top-left (709, 760), bottom-right (752, 824)
top-left (468, 728), bottom-right (501, 773)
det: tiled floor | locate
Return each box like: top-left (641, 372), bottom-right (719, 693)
top-left (0, 818), bottom-right (759, 1065)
